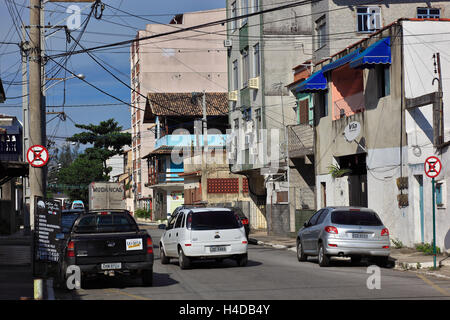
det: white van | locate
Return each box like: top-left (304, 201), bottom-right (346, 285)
top-left (160, 207), bottom-right (248, 269)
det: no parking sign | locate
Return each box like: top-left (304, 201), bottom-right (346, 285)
top-left (27, 145), bottom-right (49, 168)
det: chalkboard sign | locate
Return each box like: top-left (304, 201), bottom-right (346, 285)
top-left (34, 197), bottom-right (62, 263)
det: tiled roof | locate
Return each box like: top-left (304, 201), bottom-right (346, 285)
top-left (145, 92), bottom-right (228, 120)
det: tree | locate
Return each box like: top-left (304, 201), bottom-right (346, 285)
top-left (67, 118), bottom-right (131, 177)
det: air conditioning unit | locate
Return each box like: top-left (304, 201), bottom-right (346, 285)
top-left (228, 90), bottom-right (238, 101)
top-left (249, 77), bottom-right (259, 89)
top-left (224, 39), bottom-right (233, 48)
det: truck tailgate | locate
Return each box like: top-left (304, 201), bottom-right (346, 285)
top-left (72, 232), bottom-right (148, 264)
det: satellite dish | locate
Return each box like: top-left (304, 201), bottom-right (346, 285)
top-left (344, 121), bottom-right (361, 142)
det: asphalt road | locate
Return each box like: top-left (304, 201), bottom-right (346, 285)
top-left (55, 226), bottom-right (450, 300)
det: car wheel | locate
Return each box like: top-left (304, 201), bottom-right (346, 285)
top-left (236, 253), bottom-right (248, 267)
top-left (178, 247), bottom-right (191, 270)
top-left (297, 239), bottom-right (308, 262)
top-left (375, 256), bottom-right (389, 268)
top-left (160, 245), bottom-right (170, 265)
top-left (141, 268), bottom-right (153, 286)
top-left (351, 255), bottom-right (362, 265)
top-left (318, 243), bottom-right (331, 267)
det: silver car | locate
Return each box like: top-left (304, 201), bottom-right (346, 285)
top-left (296, 207), bottom-right (390, 267)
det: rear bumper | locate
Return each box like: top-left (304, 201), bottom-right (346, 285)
top-left (182, 242), bottom-right (247, 258)
top-left (78, 261), bottom-right (153, 274)
top-left (324, 238), bottom-right (390, 257)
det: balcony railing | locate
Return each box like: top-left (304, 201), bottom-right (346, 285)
top-left (148, 171), bottom-right (183, 186)
top-left (287, 124), bottom-right (314, 158)
top-left (0, 134), bottom-right (22, 161)
top-left (155, 134), bottom-right (227, 149)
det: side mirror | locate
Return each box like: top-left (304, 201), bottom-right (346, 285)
top-left (303, 222), bottom-right (310, 228)
top-left (158, 224), bottom-right (166, 230)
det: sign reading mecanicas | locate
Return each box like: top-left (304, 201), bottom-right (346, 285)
top-left (88, 182), bottom-right (126, 210)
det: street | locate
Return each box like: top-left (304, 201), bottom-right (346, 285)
top-left (55, 226), bottom-right (450, 300)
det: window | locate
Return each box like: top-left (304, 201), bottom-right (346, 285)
top-left (331, 210), bottom-right (383, 226)
top-left (436, 181), bottom-right (446, 207)
top-left (318, 91), bottom-right (328, 119)
top-left (234, 118), bottom-right (240, 130)
top-left (190, 211), bottom-right (241, 230)
top-left (256, 108), bottom-right (262, 141)
top-left (241, 47), bottom-right (250, 88)
top-left (241, 0), bottom-right (249, 26)
top-left (357, 7), bottom-right (381, 32)
top-left (316, 209), bottom-right (328, 225)
top-left (308, 209), bottom-right (324, 226)
top-left (315, 16), bottom-right (326, 50)
top-left (417, 8), bottom-right (440, 19)
top-left (231, 2), bottom-right (237, 32)
top-left (298, 98), bottom-right (309, 124)
top-left (232, 59), bottom-right (239, 91)
top-left (378, 65), bottom-right (390, 98)
top-left (252, 0), bottom-right (259, 13)
top-left (253, 43), bottom-right (260, 77)
top-left (175, 213), bottom-right (184, 228)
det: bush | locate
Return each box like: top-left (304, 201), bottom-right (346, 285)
top-left (135, 208), bottom-right (151, 220)
top-left (391, 238), bottom-right (404, 249)
top-left (415, 242), bottom-right (441, 255)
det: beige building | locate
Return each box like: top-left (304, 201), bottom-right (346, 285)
top-left (130, 9), bottom-right (228, 213)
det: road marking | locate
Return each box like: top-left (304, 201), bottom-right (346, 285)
top-left (105, 288), bottom-right (151, 300)
top-left (416, 274), bottom-right (450, 297)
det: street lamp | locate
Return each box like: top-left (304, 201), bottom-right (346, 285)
top-left (44, 73), bottom-right (85, 93)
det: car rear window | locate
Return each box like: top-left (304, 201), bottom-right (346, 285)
top-left (189, 211), bottom-right (240, 230)
top-left (331, 210), bottom-right (383, 226)
top-left (61, 214), bottom-right (79, 233)
top-left (74, 213), bottom-right (137, 233)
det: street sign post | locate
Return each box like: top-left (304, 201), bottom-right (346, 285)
top-left (424, 156), bottom-right (442, 269)
top-left (27, 145), bottom-right (49, 168)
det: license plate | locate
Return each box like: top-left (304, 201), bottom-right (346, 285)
top-left (352, 233), bottom-right (369, 239)
top-left (101, 263), bottom-right (122, 270)
top-left (210, 246), bottom-right (227, 253)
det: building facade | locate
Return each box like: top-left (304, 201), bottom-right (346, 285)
top-left (226, 0), bottom-right (313, 235)
top-left (299, 19), bottom-right (450, 250)
top-left (130, 9), bottom-right (228, 213)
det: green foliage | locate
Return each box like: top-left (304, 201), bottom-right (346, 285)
top-left (415, 242), bottom-right (441, 255)
top-left (135, 208), bottom-right (151, 220)
top-left (327, 164), bottom-right (352, 178)
top-left (391, 238), bottom-right (404, 249)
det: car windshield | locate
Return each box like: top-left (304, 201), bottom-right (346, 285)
top-left (331, 210), bottom-right (383, 226)
top-left (61, 214), bottom-right (79, 233)
top-left (190, 211), bottom-right (240, 230)
top-left (74, 213), bottom-right (137, 233)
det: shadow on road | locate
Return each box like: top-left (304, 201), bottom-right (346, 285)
top-left (163, 258), bottom-right (262, 269)
top-left (301, 256), bottom-right (395, 269)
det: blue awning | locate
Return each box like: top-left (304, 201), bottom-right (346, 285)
top-left (321, 49), bottom-right (361, 73)
top-left (293, 71), bottom-right (327, 93)
top-left (350, 37), bottom-right (391, 69)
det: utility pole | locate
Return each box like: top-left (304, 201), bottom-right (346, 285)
top-left (29, 0), bottom-right (45, 228)
top-left (202, 90), bottom-right (208, 167)
top-left (21, 25), bottom-right (31, 234)
top-left (433, 53), bottom-right (444, 147)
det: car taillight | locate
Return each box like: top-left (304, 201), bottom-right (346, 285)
top-left (100, 211), bottom-right (109, 215)
top-left (381, 228), bottom-right (389, 236)
top-left (147, 238), bottom-right (153, 254)
top-left (383, 246), bottom-right (390, 249)
top-left (242, 219), bottom-right (249, 225)
top-left (67, 241), bottom-right (75, 258)
top-left (325, 226), bottom-right (338, 234)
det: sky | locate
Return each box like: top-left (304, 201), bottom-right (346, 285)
top-left (0, 0), bottom-right (226, 149)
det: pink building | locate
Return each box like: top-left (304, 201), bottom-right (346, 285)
top-left (130, 9), bottom-right (227, 213)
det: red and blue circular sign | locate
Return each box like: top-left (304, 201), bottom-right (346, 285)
top-left (424, 156), bottom-right (442, 179)
top-left (27, 145), bottom-right (49, 168)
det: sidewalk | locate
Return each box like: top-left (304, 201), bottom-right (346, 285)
top-left (0, 229), bottom-right (34, 300)
top-left (248, 230), bottom-right (450, 279)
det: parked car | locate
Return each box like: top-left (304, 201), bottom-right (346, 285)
top-left (159, 207), bottom-right (248, 269)
top-left (296, 207), bottom-right (390, 267)
top-left (58, 210), bottom-right (154, 288)
top-left (224, 207), bottom-right (250, 238)
top-left (71, 200), bottom-right (84, 210)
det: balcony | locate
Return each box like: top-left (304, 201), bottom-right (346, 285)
top-left (287, 124), bottom-right (314, 158)
top-left (0, 134), bottom-right (22, 162)
top-left (155, 134), bottom-right (228, 149)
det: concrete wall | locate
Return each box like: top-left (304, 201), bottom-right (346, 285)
top-left (312, 1), bottom-right (450, 63)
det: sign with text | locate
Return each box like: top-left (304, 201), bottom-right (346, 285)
top-left (34, 197), bottom-right (62, 263)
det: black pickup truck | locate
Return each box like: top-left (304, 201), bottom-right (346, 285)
top-left (58, 210), bottom-right (154, 288)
